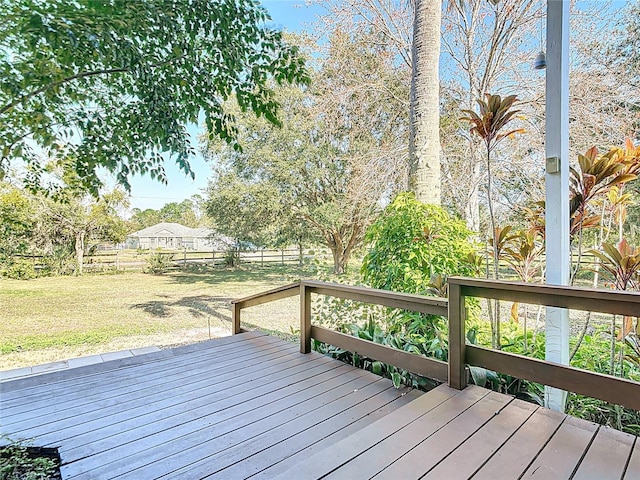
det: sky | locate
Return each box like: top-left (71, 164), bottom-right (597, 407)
top-left (125, 1), bottom-right (325, 211)
top-left (123, 0), bottom-right (629, 211)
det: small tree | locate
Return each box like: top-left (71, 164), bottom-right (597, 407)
top-left (362, 192), bottom-right (478, 294)
top-left (461, 93), bottom-right (524, 348)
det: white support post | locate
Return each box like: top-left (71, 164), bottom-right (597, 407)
top-left (544, 0), bottom-right (571, 412)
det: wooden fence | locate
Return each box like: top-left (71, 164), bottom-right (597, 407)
top-left (15, 248), bottom-right (308, 272)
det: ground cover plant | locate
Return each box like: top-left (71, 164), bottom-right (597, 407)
top-left (0, 437), bottom-right (60, 480)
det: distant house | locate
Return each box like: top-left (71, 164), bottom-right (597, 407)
top-left (127, 222), bottom-right (228, 250)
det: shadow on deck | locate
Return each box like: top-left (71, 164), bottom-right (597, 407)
top-left (2, 331), bottom-right (639, 479)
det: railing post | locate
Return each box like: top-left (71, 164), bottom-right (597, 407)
top-left (232, 302), bottom-right (242, 335)
top-left (300, 282), bottom-right (311, 353)
top-left (448, 281), bottom-right (467, 389)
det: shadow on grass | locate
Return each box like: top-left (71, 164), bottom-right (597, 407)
top-left (163, 264), bottom-right (317, 285)
top-left (130, 294), bottom-right (233, 322)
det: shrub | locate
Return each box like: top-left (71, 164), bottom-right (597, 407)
top-left (0, 437), bottom-right (59, 480)
top-left (362, 192), bottom-right (479, 294)
top-left (0, 258), bottom-right (37, 280)
top-left (144, 251), bottom-right (174, 274)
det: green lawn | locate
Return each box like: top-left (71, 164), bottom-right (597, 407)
top-left (0, 265), bottom-right (328, 370)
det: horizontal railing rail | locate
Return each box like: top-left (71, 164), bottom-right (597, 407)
top-left (231, 277), bottom-right (640, 411)
top-left (448, 276), bottom-right (640, 411)
top-left (232, 280), bottom-right (449, 382)
top-left (231, 282), bottom-right (301, 334)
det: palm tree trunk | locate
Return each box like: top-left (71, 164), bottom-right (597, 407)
top-left (408, 0), bottom-right (441, 206)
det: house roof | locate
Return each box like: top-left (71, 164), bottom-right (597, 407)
top-left (129, 222), bottom-right (213, 238)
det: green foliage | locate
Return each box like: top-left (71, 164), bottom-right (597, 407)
top-left (0, 259), bottom-right (37, 280)
top-left (0, 0), bottom-right (308, 193)
top-left (312, 317), bottom-right (441, 391)
top-left (205, 172), bottom-right (285, 249)
top-left (0, 185), bottom-right (35, 263)
top-left (204, 29), bottom-right (407, 274)
top-left (362, 192), bottom-right (478, 294)
top-left (0, 438), bottom-right (59, 480)
top-left (129, 199), bottom-right (203, 231)
top-left (144, 251), bottom-right (174, 275)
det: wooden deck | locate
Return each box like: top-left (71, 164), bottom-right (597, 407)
top-left (1, 331), bottom-right (639, 479)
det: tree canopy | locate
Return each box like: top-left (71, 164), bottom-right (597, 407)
top-left (204, 30), bottom-right (407, 273)
top-left (0, 0), bottom-right (308, 194)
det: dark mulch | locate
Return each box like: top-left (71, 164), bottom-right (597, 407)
top-left (0, 445), bottom-right (61, 480)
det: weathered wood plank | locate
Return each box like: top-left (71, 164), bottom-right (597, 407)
top-left (472, 407), bottom-right (566, 480)
top-left (573, 426), bottom-right (635, 479)
top-left (449, 276), bottom-right (640, 317)
top-left (422, 399), bottom-right (537, 479)
top-left (324, 386), bottom-right (494, 480)
top-left (62, 369), bottom-right (385, 479)
top-left (251, 388), bottom-right (425, 480)
top-left (271, 384), bottom-right (466, 480)
top-left (467, 345), bottom-right (640, 412)
top-left (1, 331), bottom-right (279, 409)
top-left (0, 330), bottom-right (268, 395)
top-left (205, 385), bottom-right (415, 480)
top-left (154, 379), bottom-right (399, 480)
top-left (623, 438), bottom-right (640, 479)
top-left (371, 391), bottom-right (514, 479)
top-left (520, 416), bottom-right (599, 478)
top-left (303, 280), bottom-right (448, 316)
top-left (3, 340), bottom-right (298, 432)
top-left (40, 353), bottom-right (339, 449)
top-left (231, 282), bottom-right (300, 309)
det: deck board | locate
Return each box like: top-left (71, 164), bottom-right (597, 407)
top-left (1, 331), bottom-right (637, 480)
top-left (471, 407), bottom-right (565, 479)
top-left (520, 415), bottom-right (599, 478)
top-left (422, 399), bottom-right (537, 479)
top-left (62, 366), bottom-right (375, 478)
top-left (371, 390), bottom-right (514, 479)
top-left (4, 342), bottom-right (301, 435)
top-left (624, 438), bottom-right (640, 479)
top-left (250, 388), bottom-right (425, 479)
top-left (573, 426), bottom-right (635, 479)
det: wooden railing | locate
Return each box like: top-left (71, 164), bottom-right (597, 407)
top-left (231, 280), bottom-right (449, 382)
top-left (231, 278), bottom-right (640, 410)
top-left (448, 276), bottom-right (640, 411)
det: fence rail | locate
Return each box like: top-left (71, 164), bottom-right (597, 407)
top-left (14, 248), bottom-right (308, 272)
top-left (232, 278), bottom-right (640, 411)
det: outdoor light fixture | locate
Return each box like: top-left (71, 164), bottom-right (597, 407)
top-left (533, 9), bottom-right (547, 70)
top-left (534, 51), bottom-right (547, 70)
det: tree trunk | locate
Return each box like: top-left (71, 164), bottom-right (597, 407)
top-left (75, 231), bottom-right (85, 275)
top-left (408, 0), bottom-right (441, 206)
top-left (330, 246), bottom-right (350, 275)
top-left (464, 158), bottom-right (482, 233)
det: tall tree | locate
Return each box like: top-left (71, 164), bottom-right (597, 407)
top-left (440, 0), bottom-right (537, 231)
top-left (408, 0), bottom-right (442, 205)
top-left (205, 31), bottom-right (407, 273)
top-left (0, 183), bottom-right (36, 264)
top-left (0, 0), bottom-right (308, 194)
top-left (317, 0), bottom-right (442, 204)
top-left (38, 190), bottom-right (129, 274)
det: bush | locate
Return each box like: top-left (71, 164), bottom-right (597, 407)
top-left (362, 192), bottom-right (479, 294)
top-left (144, 251), bottom-right (174, 274)
top-left (0, 258), bottom-right (37, 280)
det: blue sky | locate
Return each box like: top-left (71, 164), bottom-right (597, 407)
top-left (126, 1), bottom-right (324, 211)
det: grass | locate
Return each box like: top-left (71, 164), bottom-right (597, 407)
top-left (0, 264), bottom-right (340, 370)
